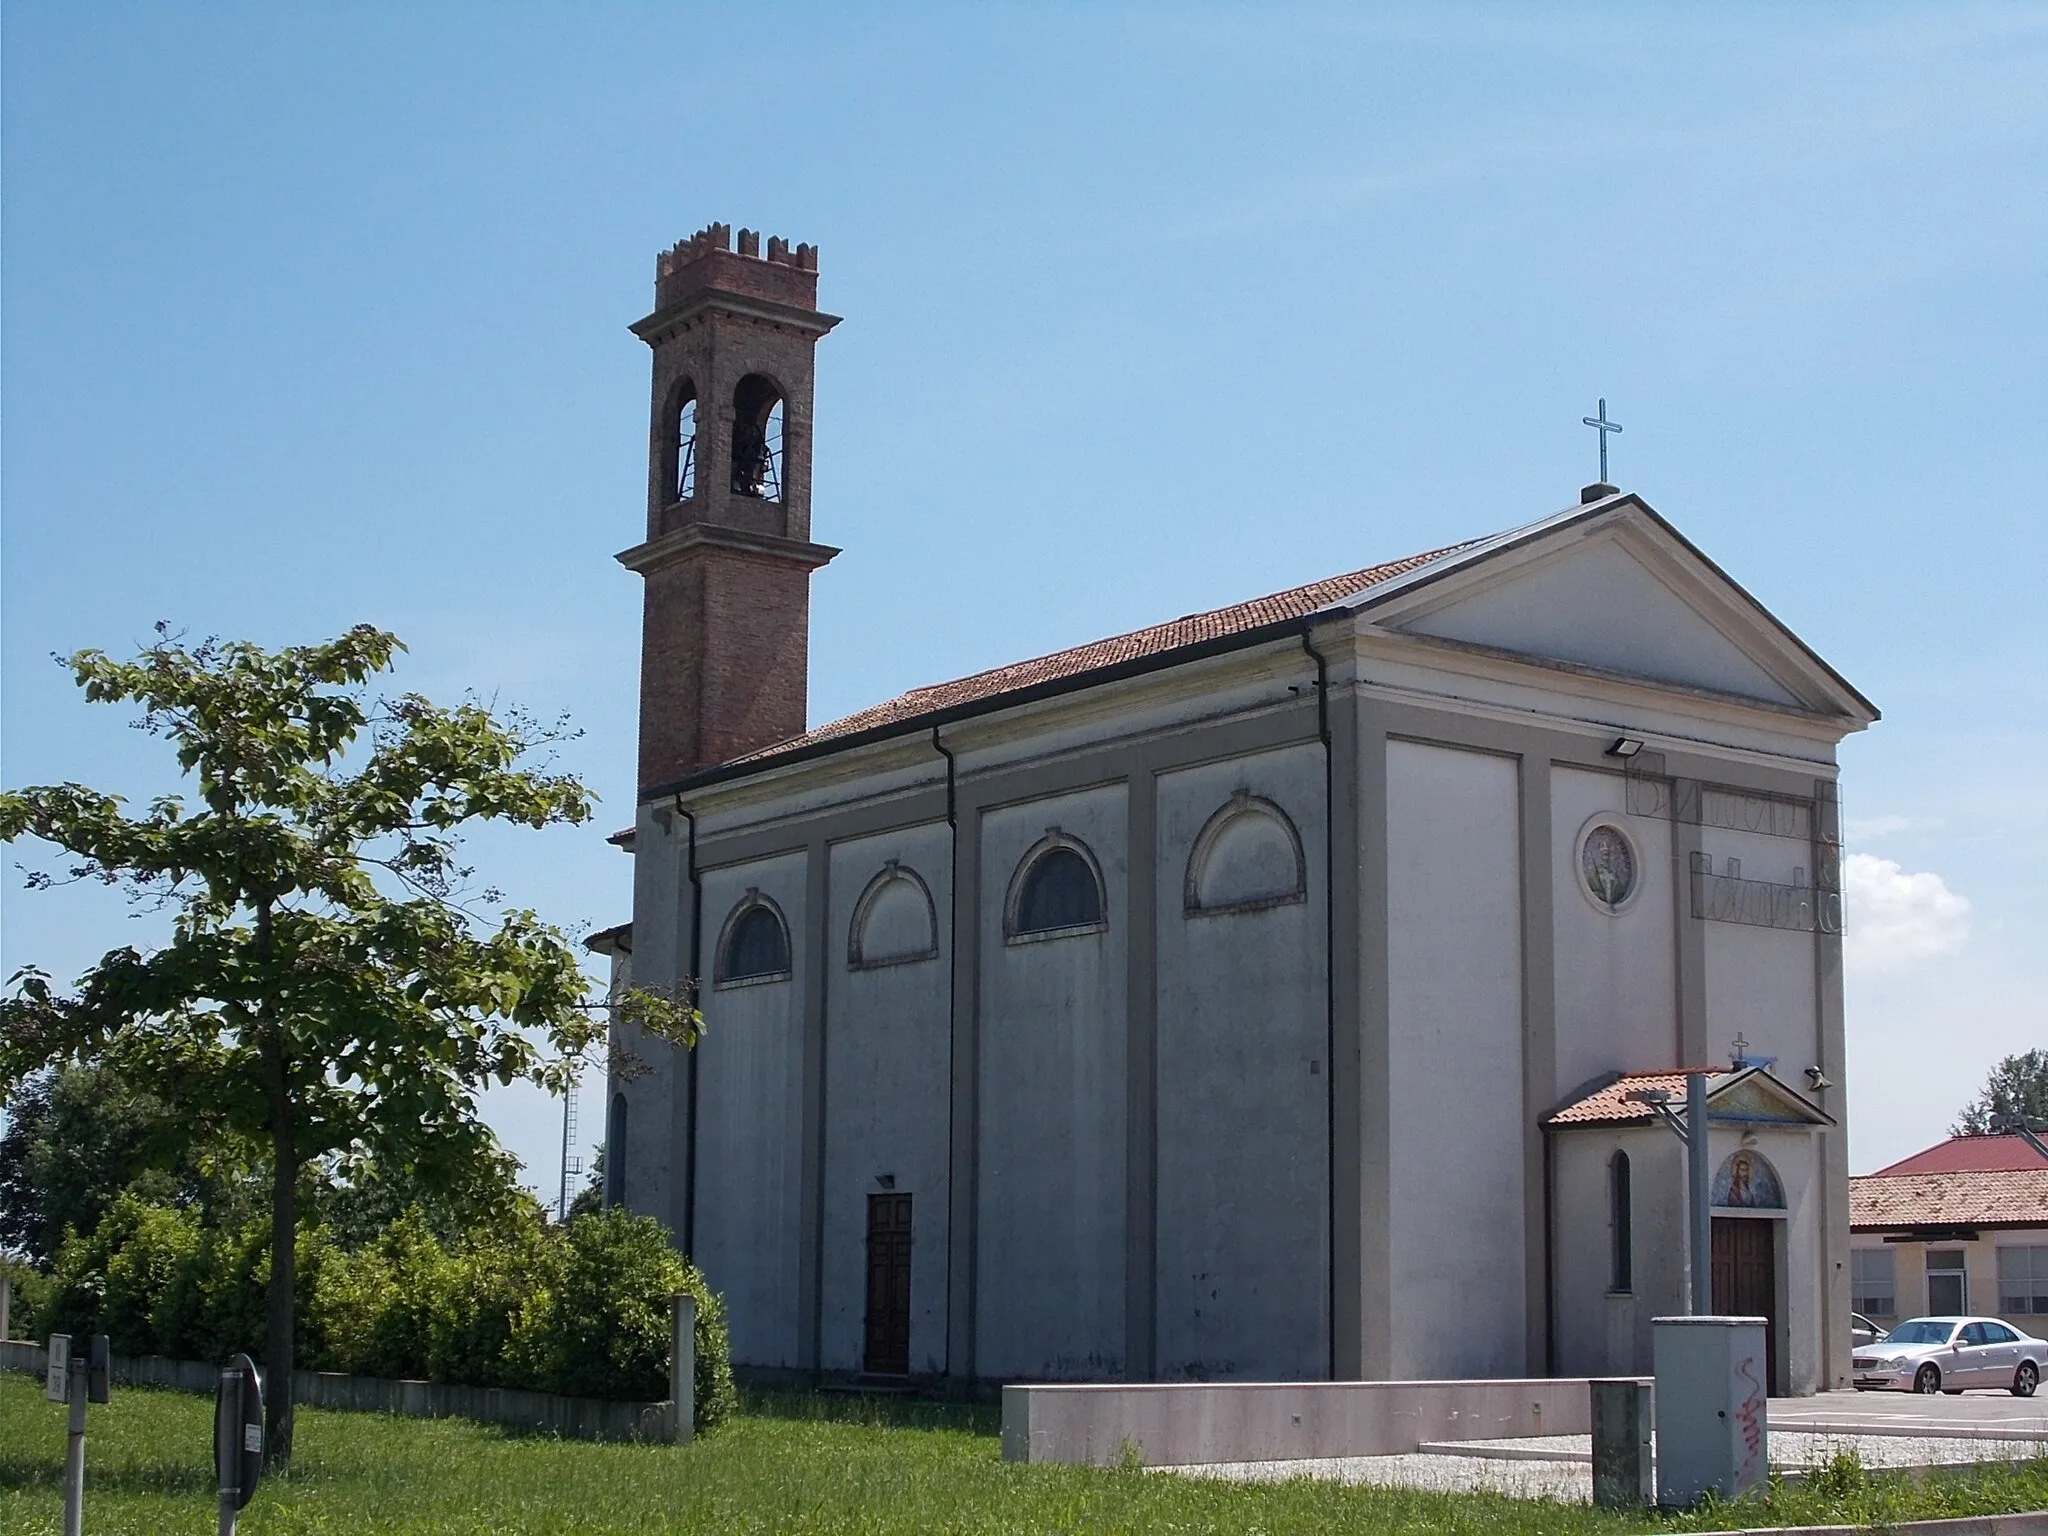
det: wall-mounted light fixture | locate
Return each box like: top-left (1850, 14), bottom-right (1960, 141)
top-left (1607, 736), bottom-right (1646, 759)
top-left (1805, 1066), bottom-right (1833, 1091)
top-left (875, 1173), bottom-right (896, 1190)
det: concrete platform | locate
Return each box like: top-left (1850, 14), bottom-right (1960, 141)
top-left (1166, 1426), bottom-right (2045, 1501)
top-left (1001, 1376), bottom-right (1629, 1467)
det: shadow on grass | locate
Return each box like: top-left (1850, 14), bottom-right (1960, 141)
top-left (0, 1454), bottom-right (217, 1496)
top-left (739, 1388), bottom-right (1001, 1438)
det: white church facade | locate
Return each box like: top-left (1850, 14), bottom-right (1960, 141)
top-left (601, 225), bottom-right (1878, 1396)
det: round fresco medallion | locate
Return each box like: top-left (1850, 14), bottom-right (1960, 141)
top-left (1582, 824), bottom-right (1636, 910)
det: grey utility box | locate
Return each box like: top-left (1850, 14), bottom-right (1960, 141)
top-left (1590, 1379), bottom-right (1654, 1509)
top-left (1653, 1315), bottom-right (1770, 1507)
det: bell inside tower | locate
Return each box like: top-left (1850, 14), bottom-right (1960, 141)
top-left (731, 374), bottom-right (784, 500)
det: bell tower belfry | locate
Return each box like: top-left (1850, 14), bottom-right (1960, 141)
top-left (619, 223), bottom-right (841, 791)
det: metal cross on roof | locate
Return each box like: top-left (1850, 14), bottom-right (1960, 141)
top-left (1582, 398), bottom-right (1623, 483)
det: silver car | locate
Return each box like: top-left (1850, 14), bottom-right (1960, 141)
top-left (1852, 1315), bottom-right (2044, 1396)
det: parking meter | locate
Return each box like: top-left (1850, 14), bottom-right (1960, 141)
top-left (214, 1354), bottom-right (265, 1515)
top-left (87, 1335), bottom-right (110, 1404)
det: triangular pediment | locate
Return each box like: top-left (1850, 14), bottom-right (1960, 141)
top-left (1356, 497), bottom-right (1876, 721)
top-left (1708, 1067), bottom-right (1832, 1126)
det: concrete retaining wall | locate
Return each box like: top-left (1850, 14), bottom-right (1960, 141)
top-left (1002, 1376), bottom-right (1640, 1467)
top-left (0, 1338), bottom-right (675, 1442)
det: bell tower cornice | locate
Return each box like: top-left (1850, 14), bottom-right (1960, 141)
top-left (631, 291), bottom-right (841, 346)
top-left (617, 522), bottom-right (840, 578)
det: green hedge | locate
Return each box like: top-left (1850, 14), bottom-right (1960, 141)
top-left (20, 1197), bottom-right (734, 1432)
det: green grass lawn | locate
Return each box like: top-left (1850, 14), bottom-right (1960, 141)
top-left (2, 1372), bottom-right (2044, 1534)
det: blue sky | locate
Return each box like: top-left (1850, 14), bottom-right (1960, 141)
top-left (4, 4), bottom-right (2042, 1192)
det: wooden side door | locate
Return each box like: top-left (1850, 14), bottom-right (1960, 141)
top-left (1711, 1217), bottom-right (1779, 1394)
top-left (863, 1193), bottom-right (913, 1376)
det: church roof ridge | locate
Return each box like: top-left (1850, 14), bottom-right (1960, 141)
top-left (643, 484), bottom-right (1872, 802)
top-left (698, 538), bottom-right (1476, 784)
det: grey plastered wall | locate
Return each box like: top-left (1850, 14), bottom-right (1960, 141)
top-left (655, 622), bottom-right (1850, 1388)
top-left (1351, 688), bottom-right (1842, 1383)
top-left (975, 783), bottom-right (1131, 1380)
top-left (1383, 739), bottom-right (1526, 1379)
top-left (692, 848), bottom-right (808, 1368)
top-left (1153, 743), bottom-right (1329, 1381)
top-left (1550, 766), bottom-right (1678, 1091)
top-left (1552, 1126), bottom-right (1687, 1375)
top-left (618, 806), bottom-right (682, 1226)
top-left (821, 823), bottom-right (953, 1374)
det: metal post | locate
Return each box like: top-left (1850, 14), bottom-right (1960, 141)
top-left (1590, 1378), bottom-right (1654, 1508)
top-left (217, 1363), bottom-right (241, 1536)
top-left (671, 1293), bottom-right (697, 1446)
top-left (1687, 1071), bottom-right (1711, 1312)
top-left (1, 1274), bottom-right (10, 1341)
top-left (63, 1356), bottom-right (86, 1536)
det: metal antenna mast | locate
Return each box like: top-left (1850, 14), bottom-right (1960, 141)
top-left (557, 1073), bottom-right (582, 1222)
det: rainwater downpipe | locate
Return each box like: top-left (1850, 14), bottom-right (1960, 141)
top-left (1299, 627), bottom-right (1338, 1383)
top-left (931, 725), bottom-right (959, 1380)
top-left (676, 797), bottom-right (703, 1260)
top-left (1542, 1122), bottom-right (1558, 1374)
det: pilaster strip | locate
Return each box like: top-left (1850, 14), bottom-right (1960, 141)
top-left (1519, 756), bottom-right (1557, 1374)
top-left (1124, 756), bottom-right (1159, 1381)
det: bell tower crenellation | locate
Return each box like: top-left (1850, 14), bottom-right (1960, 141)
top-left (619, 222), bottom-right (841, 793)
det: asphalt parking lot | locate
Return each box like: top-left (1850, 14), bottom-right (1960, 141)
top-left (1771, 1388), bottom-right (2048, 1438)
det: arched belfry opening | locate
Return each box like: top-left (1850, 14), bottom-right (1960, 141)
top-left (731, 374), bottom-right (784, 500)
top-left (669, 383), bottom-right (699, 502)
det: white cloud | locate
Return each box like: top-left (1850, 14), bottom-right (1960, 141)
top-left (1846, 813), bottom-right (1939, 841)
top-left (1844, 852), bottom-right (1971, 975)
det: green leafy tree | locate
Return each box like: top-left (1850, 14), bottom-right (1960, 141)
top-left (1954, 1049), bottom-right (2048, 1136)
top-left (0, 626), bottom-right (693, 1463)
top-left (0, 1064), bottom-right (227, 1263)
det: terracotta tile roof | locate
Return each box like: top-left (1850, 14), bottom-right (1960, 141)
top-left (729, 542), bottom-right (1476, 767)
top-left (1869, 1134), bottom-right (2048, 1177)
top-left (1546, 1070), bottom-right (1729, 1125)
top-left (1851, 1168), bottom-right (2048, 1229)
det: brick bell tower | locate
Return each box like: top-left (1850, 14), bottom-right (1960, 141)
top-left (619, 223), bottom-right (840, 792)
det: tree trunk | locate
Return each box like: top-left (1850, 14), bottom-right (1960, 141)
top-left (257, 898), bottom-right (295, 1467)
top-left (265, 1059), bottom-right (294, 1467)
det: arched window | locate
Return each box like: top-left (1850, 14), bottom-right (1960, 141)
top-left (605, 1092), bottom-right (627, 1210)
top-left (731, 374), bottom-right (785, 500)
top-left (1609, 1149), bottom-right (1632, 1292)
top-left (1184, 793), bottom-right (1308, 915)
top-left (673, 387), bottom-right (698, 501)
top-left (849, 862), bottom-right (938, 969)
top-left (1008, 836), bottom-right (1105, 939)
top-left (718, 896), bottom-right (791, 984)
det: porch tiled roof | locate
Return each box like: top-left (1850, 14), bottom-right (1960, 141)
top-left (1545, 1070), bottom-right (1731, 1125)
top-left (1850, 1168), bottom-right (2048, 1229)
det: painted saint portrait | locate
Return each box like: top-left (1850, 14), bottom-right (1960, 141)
top-left (1712, 1149), bottom-right (1785, 1209)
top-left (1582, 824), bottom-right (1636, 910)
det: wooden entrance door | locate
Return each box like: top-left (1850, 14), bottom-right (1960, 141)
top-left (864, 1193), bottom-right (912, 1376)
top-left (1711, 1216), bottom-right (1778, 1394)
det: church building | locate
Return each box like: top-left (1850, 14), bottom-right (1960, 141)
top-left (602, 224), bottom-right (1878, 1395)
